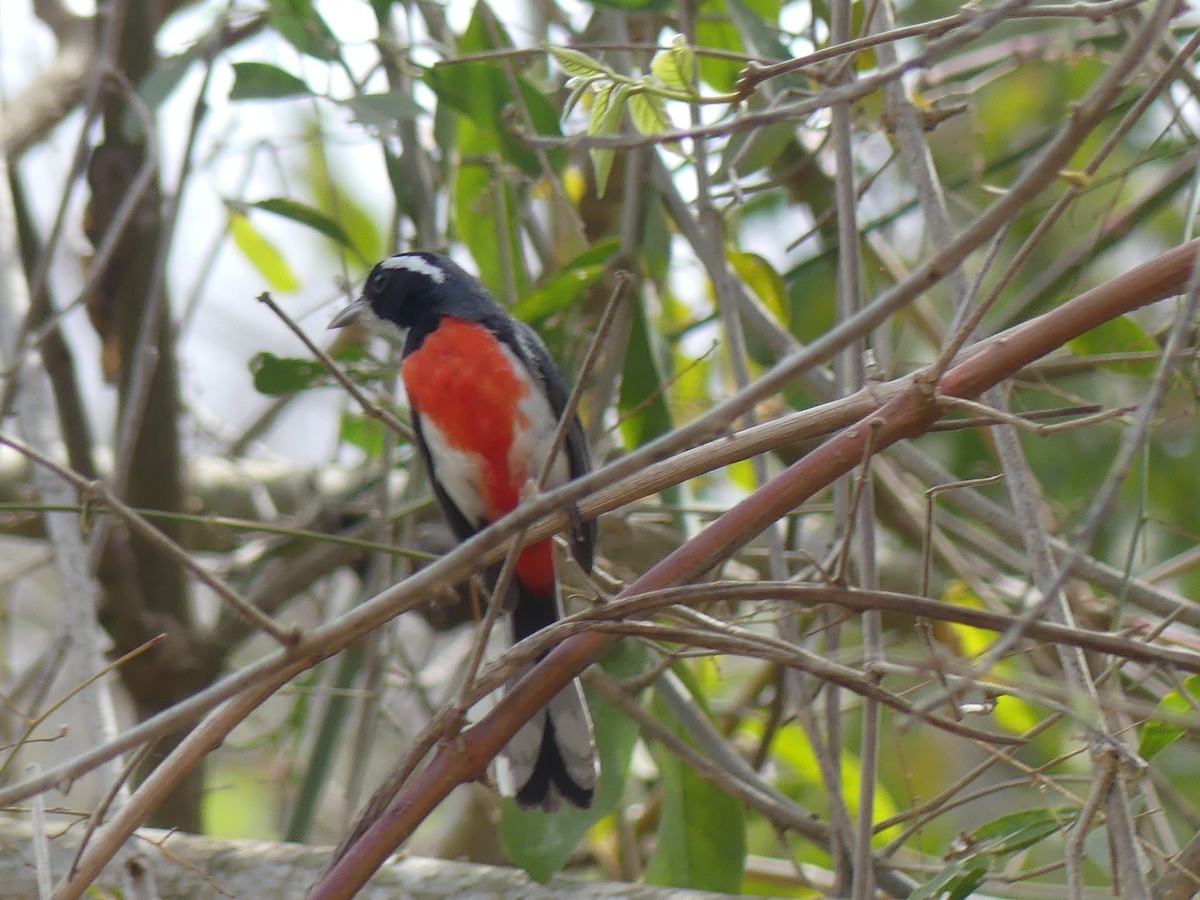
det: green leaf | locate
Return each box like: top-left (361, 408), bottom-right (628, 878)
top-left (947, 866), bottom-right (988, 900)
top-left (562, 78), bottom-right (593, 119)
top-left (719, 122), bottom-right (796, 179)
top-left (644, 687), bottom-right (746, 892)
top-left (589, 155), bottom-right (616, 201)
top-left (425, 61), bottom-right (563, 176)
top-left (728, 249), bottom-right (787, 320)
top-left (618, 287), bottom-right (673, 448)
top-left (341, 91), bottom-right (423, 130)
top-left (247, 198), bottom-right (357, 254)
top-left (1140, 674), bottom-right (1200, 759)
top-left (229, 61), bottom-right (310, 101)
top-left (249, 352), bottom-right (328, 395)
top-left (590, 82), bottom-right (629, 137)
top-left (340, 412), bottom-right (386, 457)
top-left (909, 860), bottom-right (975, 900)
top-left (301, 125), bottom-right (389, 267)
top-left (912, 808), bottom-right (1074, 899)
top-left (727, 0), bottom-right (808, 93)
top-left (230, 213), bottom-right (301, 292)
top-left (750, 718), bottom-right (900, 837)
top-left (267, 0), bottom-right (339, 61)
top-left (549, 46), bottom-right (611, 79)
top-left (787, 251), bottom-right (837, 343)
top-left (971, 806), bottom-right (1074, 855)
top-left (424, 3), bottom-right (564, 177)
top-left (514, 265), bottom-right (605, 320)
top-left (441, 15), bottom-right (518, 286)
top-left (588, 83), bottom-right (631, 198)
top-left (650, 36), bottom-right (696, 95)
top-left (1067, 314), bottom-right (1158, 374)
top-left (500, 640), bottom-right (646, 880)
top-left (516, 77), bottom-right (570, 173)
top-left (695, 0), bottom-right (748, 93)
top-left (513, 239), bottom-right (620, 320)
top-left (453, 131), bottom-right (527, 299)
top-left (458, 0), bottom-right (510, 53)
top-left (125, 53), bottom-right (195, 139)
top-left (628, 91), bottom-right (672, 135)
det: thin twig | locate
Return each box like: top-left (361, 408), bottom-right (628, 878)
top-left (0, 433), bottom-right (299, 646)
top-left (256, 291), bottom-right (414, 441)
top-left (936, 394), bottom-right (1132, 434)
top-left (0, 634), bottom-right (164, 784)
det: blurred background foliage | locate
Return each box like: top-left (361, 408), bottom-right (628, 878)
top-left (3, 0), bottom-right (1200, 896)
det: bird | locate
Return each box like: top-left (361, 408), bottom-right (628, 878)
top-left (329, 251), bottom-right (599, 810)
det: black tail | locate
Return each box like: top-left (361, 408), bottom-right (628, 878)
top-left (503, 583), bottom-right (597, 811)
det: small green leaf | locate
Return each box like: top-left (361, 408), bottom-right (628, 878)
top-left (589, 83), bottom-right (631, 198)
top-left (341, 91), bottom-right (423, 130)
top-left (1067, 314), bottom-right (1158, 374)
top-left (908, 860), bottom-right (974, 900)
top-left (1140, 674), bottom-right (1200, 759)
top-left (719, 122), bottom-right (795, 178)
top-left (912, 808), bottom-right (1073, 899)
top-left (588, 83), bottom-right (617, 137)
top-left (590, 147), bottom-right (616, 200)
top-left (628, 91), bottom-right (672, 135)
top-left (514, 265), bottom-right (606, 320)
top-left (947, 866), bottom-right (988, 900)
top-left (727, 0), bottom-right (809, 93)
top-left (425, 61), bottom-right (563, 176)
top-left (513, 239), bottom-right (619, 320)
top-left (340, 412), bottom-right (386, 457)
top-left (230, 213), bottom-right (301, 292)
top-left (516, 77), bottom-right (570, 173)
top-left (619, 289), bottom-right (673, 447)
top-left (249, 352), bottom-right (328, 395)
top-left (562, 78), bottom-right (592, 119)
top-left (204, 764), bottom-right (280, 839)
top-left (971, 806), bottom-right (1073, 855)
top-left (267, 0), bottom-right (339, 61)
top-left (549, 46), bottom-right (611, 79)
top-left (695, 0), bottom-right (747, 92)
top-left (650, 36), bottom-right (696, 95)
top-left (728, 249), bottom-right (786, 320)
top-left (229, 62), bottom-right (310, 101)
top-left (247, 198), bottom-right (356, 253)
top-left (126, 54), bottom-right (195, 139)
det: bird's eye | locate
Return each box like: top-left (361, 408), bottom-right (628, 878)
top-left (369, 270), bottom-right (389, 293)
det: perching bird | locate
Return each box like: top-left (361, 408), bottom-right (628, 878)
top-left (329, 251), bottom-right (598, 810)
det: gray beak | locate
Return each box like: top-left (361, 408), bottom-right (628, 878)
top-left (328, 298), bottom-right (371, 329)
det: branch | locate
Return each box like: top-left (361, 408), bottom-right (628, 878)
top-left (0, 815), bottom-right (749, 899)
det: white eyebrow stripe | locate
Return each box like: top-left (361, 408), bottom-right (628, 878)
top-left (380, 254), bottom-right (447, 283)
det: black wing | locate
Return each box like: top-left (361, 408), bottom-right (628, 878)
top-left (411, 408), bottom-right (518, 610)
top-left (409, 408), bottom-right (481, 542)
top-left (505, 319), bottom-right (597, 574)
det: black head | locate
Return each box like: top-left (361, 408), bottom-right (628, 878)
top-left (329, 252), bottom-right (505, 339)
